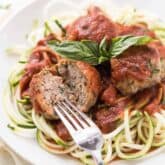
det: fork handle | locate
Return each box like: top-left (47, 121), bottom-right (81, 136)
top-left (91, 150), bottom-right (104, 165)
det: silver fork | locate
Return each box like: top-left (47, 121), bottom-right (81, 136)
top-left (54, 98), bottom-right (104, 165)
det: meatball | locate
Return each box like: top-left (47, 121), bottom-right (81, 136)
top-left (66, 6), bottom-right (117, 42)
top-left (53, 120), bottom-right (71, 141)
top-left (30, 60), bottom-right (101, 119)
top-left (111, 44), bottom-right (162, 95)
top-left (93, 101), bottom-right (125, 133)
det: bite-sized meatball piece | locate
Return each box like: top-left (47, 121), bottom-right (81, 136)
top-left (52, 120), bottom-right (71, 141)
top-left (66, 6), bottom-right (117, 42)
top-left (93, 101), bottom-right (126, 133)
top-left (111, 44), bottom-right (162, 95)
top-left (30, 60), bottom-right (101, 119)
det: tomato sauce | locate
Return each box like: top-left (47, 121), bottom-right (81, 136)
top-left (66, 6), bottom-right (117, 42)
top-left (111, 45), bottom-right (159, 81)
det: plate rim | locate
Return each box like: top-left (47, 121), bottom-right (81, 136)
top-left (1, 1), bottom-right (165, 164)
top-left (0, 1), bottom-right (44, 164)
top-left (0, 0), bottom-right (37, 33)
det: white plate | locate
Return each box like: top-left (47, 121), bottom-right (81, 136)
top-left (0, 0), bottom-right (165, 164)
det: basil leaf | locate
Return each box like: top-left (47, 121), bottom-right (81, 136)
top-left (81, 40), bottom-right (99, 56)
top-left (48, 40), bottom-right (99, 65)
top-left (98, 56), bottom-right (109, 64)
top-left (109, 35), bottom-right (152, 57)
top-left (48, 35), bottom-right (152, 65)
top-left (99, 37), bottom-right (108, 57)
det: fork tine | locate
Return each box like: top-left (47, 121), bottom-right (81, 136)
top-left (55, 100), bottom-right (103, 164)
top-left (61, 101), bottom-right (88, 128)
top-left (64, 98), bottom-right (96, 127)
top-left (54, 105), bottom-right (76, 134)
top-left (57, 102), bottom-right (82, 130)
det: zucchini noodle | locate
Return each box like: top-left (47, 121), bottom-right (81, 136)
top-left (115, 112), bottom-right (154, 159)
top-left (3, 76), bottom-right (36, 137)
top-left (116, 7), bottom-right (165, 44)
top-left (32, 111), bottom-right (72, 147)
top-left (3, 5), bottom-right (165, 165)
top-left (124, 108), bottom-right (133, 143)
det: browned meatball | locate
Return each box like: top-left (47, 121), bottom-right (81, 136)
top-left (30, 60), bottom-right (101, 119)
top-left (93, 101), bottom-right (125, 133)
top-left (66, 6), bottom-right (117, 42)
top-left (111, 43), bottom-right (162, 95)
top-left (53, 121), bottom-right (71, 141)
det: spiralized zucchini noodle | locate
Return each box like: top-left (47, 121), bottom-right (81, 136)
top-left (3, 6), bottom-right (165, 165)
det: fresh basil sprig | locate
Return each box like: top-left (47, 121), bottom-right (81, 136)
top-left (48, 35), bottom-right (152, 65)
top-left (109, 35), bottom-right (152, 57)
top-left (48, 40), bottom-right (99, 65)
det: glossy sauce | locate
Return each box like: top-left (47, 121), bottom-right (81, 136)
top-left (111, 45), bottom-right (159, 81)
top-left (66, 6), bottom-right (117, 42)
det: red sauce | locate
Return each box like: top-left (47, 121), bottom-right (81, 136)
top-left (66, 9), bottom-right (156, 43)
top-left (19, 35), bottom-right (58, 97)
top-left (144, 103), bottom-right (160, 115)
top-left (93, 100), bottom-right (126, 133)
top-left (134, 86), bottom-right (156, 104)
top-left (133, 85), bottom-right (162, 115)
top-left (111, 45), bottom-right (159, 81)
top-left (118, 24), bottom-right (156, 38)
top-left (66, 6), bottom-right (117, 42)
top-left (53, 121), bottom-right (71, 141)
top-left (144, 85), bottom-right (162, 115)
top-left (25, 6), bottom-right (165, 138)
top-left (101, 84), bottom-right (117, 105)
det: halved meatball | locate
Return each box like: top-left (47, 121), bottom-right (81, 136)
top-left (19, 34), bottom-right (60, 97)
top-left (30, 60), bottom-right (101, 119)
top-left (66, 6), bottom-right (117, 42)
top-left (111, 44), bottom-right (162, 95)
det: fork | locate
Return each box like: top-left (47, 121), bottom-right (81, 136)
top-left (54, 98), bottom-right (104, 165)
